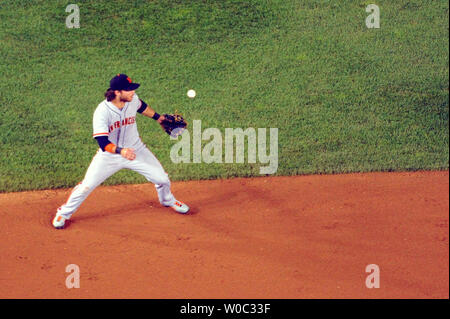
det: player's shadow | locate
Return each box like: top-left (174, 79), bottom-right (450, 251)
top-left (70, 200), bottom-right (198, 224)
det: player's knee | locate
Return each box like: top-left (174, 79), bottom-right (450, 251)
top-left (152, 173), bottom-right (170, 186)
top-left (155, 177), bottom-right (170, 186)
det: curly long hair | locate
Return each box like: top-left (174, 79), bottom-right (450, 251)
top-left (104, 88), bottom-right (116, 101)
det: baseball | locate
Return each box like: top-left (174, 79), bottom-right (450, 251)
top-left (187, 89), bottom-right (196, 98)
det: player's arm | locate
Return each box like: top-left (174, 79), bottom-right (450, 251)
top-left (94, 136), bottom-right (136, 160)
top-left (137, 99), bottom-right (165, 123)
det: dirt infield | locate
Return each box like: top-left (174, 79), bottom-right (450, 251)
top-left (0, 171), bottom-right (448, 299)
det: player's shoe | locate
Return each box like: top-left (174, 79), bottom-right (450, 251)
top-left (166, 200), bottom-right (190, 214)
top-left (52, 214), bottom-right (66, 229)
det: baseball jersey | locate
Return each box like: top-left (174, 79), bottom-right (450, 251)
top-left (93, 94), bottom-right (146, 151)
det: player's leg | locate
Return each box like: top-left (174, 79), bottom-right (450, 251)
top-left (126, 147), bottom-right (174, 206)
top-left (126, 147), bottom-right (189, 213)
top-left (54, 151), bottom-right (123, 223)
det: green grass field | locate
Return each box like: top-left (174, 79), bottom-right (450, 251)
top-left (0, 0), bottom-right (448, 192)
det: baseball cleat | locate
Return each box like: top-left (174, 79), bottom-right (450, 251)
top-left (52, 215), bottom-right (66, 229)
top-left (167, 200), bottom-right (190, 214)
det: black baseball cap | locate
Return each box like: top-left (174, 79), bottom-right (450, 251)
top-left (109, 74), bottom-right (140, 91)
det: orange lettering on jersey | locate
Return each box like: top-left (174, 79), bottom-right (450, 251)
top-left (109, 117), bottom-right (136, 134)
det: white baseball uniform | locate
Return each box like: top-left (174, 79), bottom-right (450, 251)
top-left (56, 94), bottom-right (175, 220)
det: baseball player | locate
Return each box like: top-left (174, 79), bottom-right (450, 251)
top-left (52, 74), bottom-right (189, 229)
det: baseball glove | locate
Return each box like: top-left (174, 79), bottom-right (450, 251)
top-left (160, 112), bottom-right (188, 138)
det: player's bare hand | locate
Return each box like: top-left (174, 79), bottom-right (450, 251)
top-left (120, 148), bottom-right (136, 160)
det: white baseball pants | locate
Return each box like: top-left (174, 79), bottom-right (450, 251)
top-left (56, 147), bottom-right (175, 219)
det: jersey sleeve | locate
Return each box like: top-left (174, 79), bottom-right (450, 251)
top-left (92, 104), bottom-right (110, 138)
top-left (131, 94), bottom-right (143, 113)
